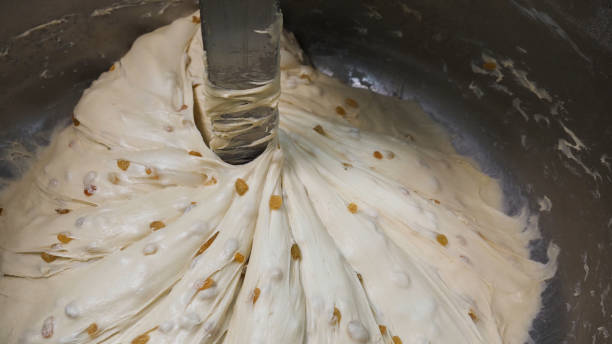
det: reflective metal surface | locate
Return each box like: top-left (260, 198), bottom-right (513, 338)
top-left (199, 0), bottom-right (281, 164)
top-left (1, 1), bottom-right (611, 342)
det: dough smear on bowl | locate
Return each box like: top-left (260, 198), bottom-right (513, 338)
top-left (0, 13), bottom-right (558, 344)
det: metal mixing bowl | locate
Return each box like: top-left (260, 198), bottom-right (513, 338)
top-left (1, 1), bottom-right (611, 342)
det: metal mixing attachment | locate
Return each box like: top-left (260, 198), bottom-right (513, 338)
top-left (197, 0), bottom-right (282, 164)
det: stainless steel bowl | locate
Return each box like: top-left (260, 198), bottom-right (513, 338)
top-left (1, 1), bottom-right (611, 342)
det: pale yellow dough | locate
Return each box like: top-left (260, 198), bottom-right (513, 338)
top-left (0, 14), bottom-right (557, 344)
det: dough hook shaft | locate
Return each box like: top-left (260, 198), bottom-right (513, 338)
top-left (198, 0), bottom-right (282, 164)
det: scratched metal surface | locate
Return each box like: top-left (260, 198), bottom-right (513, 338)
top-left (1, 0), bottom-right (611, 343)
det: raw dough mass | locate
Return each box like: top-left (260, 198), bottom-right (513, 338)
top-left (0, 14), bottom-right (557, 344)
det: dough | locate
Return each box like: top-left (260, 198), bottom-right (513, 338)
top-left (0, 13), bottom-right (557, 344)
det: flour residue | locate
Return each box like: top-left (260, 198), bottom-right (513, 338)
top-left (533, 114), bottom-right (550, 126)
top-left (582, 252), bottom-right (590, 282)
top-left (90, 0), bottom-right (176, 17)
top-left (489, 83), bottom-right (513, 96)
top-left (556, 120), bottom-right (603, 182)
top-left (537, 196), bottom-right (552, 212)
top-left (13, 17), bottom-right (70, 39)
top-left (400, 4), bottom-right (422, 21)
top-left (510, 1), bottom-right (591, 63)
top-left (501, 59), bottom-right (552, 102)
top-left (468, 82), bottom-right (484, 99)
top-left (471, 53), bottom-right (552, 102)
top-left (512, 98), bottom-right (530, 121)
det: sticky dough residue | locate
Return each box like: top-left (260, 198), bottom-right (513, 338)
top-left (0, 14), bottom-right (558, 344)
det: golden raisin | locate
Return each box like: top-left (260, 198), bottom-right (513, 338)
top-left (345, 98), bottom-right (359, 108)
top-left (235, 178), bottom-right (249, 196)
top-left (347, 203), bottom-right (358, 214)
top-left (117, 159), bottom-right (130, 171)
top-left (234, 252), bottom-right (245, 263)
top-left (180, 104), bottom-right (188, 111)
top-left (335, 106), bottom-right (346, 116)
top-left (86, 323), bottom-right (98, 337)
top-left (436, 234), bottom-right (448, 247)
top-left (290, 243), bottom-right (301, 260)
top-left (198, 277), bottom-right (215, 291)
top-left (392, 336), bottom-right (403, 344)
top-left (109, 64), bottom-right (116, 71)
top-left (342, 162), bottom-right (353, 169)
top-left (269, 195), bottom-right (282, 210)
top-left (433, 199), bottom-right (440, 205)
top-left (196, 232), bottom-right (219, 256)
top-left (84, 185), bottom-right (97, 196)
top-left (109, 173), bottom-right (120, 185)
top-left (373, 151), bottom-right (383, 159)
top-left (72, 115), bottom-right (80, 126)
top-left (149, 221), bottom-right (165, 231)
top-left (204, 176), bottom-right (217, 186)
top-left (299, 74), bottom-right (312, 82)
top-left (379, 325), bottom-right (387, 335)
top-left (469, 309), bottom-right (478, 322)
top-left (252, 287), bottom-right (261, 304)
top-left (55, 208), bottom-right (71, 215)
top-left (313, 125), bottom-right (326, 136)
top-left (131, 333), bottom-right (149, 344)
top-left (332, 307), bottom-right (341, 326)
top-left (194, 174), bottom-right (206, 185)
top-left (41, 252), bottom-right (57, 263)
top-left (145, 168), bottom-right (152, 175)
top-left (41, 316), bottom-right (54, 338)
top-left (188, 150), bottom-right (202, 157)
top-left (483, 61), bottom-right (497, 71)
top-left (192, 16), bottom-right (201, 24)
top-left (57, 233), bottom-right (73, 244)
top-left (356, 273), bottom-right (364, 284)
